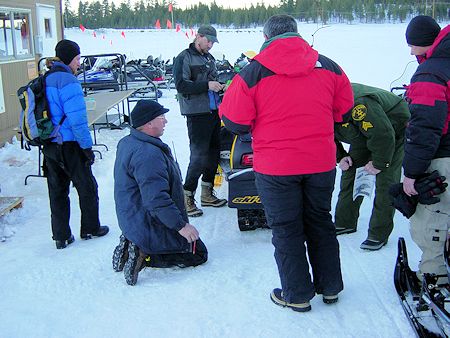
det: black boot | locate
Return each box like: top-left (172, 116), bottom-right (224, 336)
top-left (123, 242), bottom-right (147, 286)
top-left (81, 225), bottom-right (109, 240)
top-left (112, 235), bottom-right (129, 272)
top-left (55, 235), bottom-right (75, 249)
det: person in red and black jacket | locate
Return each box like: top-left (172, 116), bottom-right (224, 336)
top-left (220, 14), bottom-right (353, 312)
top-left (403, 15), bottom-right (450, 281)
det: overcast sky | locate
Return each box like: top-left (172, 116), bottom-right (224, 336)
top-left (68, 0), bottom-right (282, 11)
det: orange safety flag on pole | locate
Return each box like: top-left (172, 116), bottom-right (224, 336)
top-left (155, 19), bottom-right (161, 29)
top-left (185, 31), bottom-right (189, 39)
top-left (176, 24), bottom-right (181, 32)
top-left (93, 31), bottom-right (97, 37)
top-left (168, 3), bottom-right (173, 12)
top-left (102, 34), bottom-right (105, 39)
top-left (190, 28), bottom-right (194, 36)
top-left (79, 24), bottom-right (86, 32)
top-left (166, 19), bottom-right (172, 29)
top-left (121, 31), bottom-right (126, 38)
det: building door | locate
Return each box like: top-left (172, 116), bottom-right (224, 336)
top-left (36, 4), bottom-right (57, 58)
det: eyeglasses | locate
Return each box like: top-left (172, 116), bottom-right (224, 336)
top-left (155, 114), bottom-right (166, 119)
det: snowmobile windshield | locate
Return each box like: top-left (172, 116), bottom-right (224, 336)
top-left (93, 57), bottom-right (113, 70)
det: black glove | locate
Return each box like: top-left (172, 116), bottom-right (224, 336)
top-left (82, 148), bottom-right (95, 166)
top-left (414, 170), bottom-right (447, 205)
top-left (389, 183), bottom-right (419, 219)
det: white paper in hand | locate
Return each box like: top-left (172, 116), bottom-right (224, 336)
top-left (353, 167), bottom-right (375, 201)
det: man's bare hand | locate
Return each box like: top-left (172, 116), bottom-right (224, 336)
top-left (403, 177), bottom-right (418, 196)
top-left (364, 161), bottom-right (381, 175)
top-left (338, 156), bottom-right (353, 171)
top-left (209, 81), bottom-right (224, 92)
top-left (178, 223), bottom-right (199, 243)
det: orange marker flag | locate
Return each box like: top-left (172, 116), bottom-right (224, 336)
top-left (190, 28), bottom-right (194, 36)
top-left (168, 3), bottom-right (173, 12)
top-left (155, 19), bottom-right (161, 29)
top-left (79, 24), bottom-right (86, 32)
top-left (102, 34), bottom-right (105, 39)
top-left (175, 24), bottom-right (181, 32)
top-left (121, 31), bottom-right (126, 38)
top-left (166, 19), bottom-right (172, 29)
top-left (185, 31), bottom-right (189, 39)
top-left (93, 31), bottom-right (97, 38)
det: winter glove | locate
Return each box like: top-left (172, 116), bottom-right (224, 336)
top-left (414, 171), bottom-right (447, 205)
top-left (389, 183), bottom-right (418, 219)
top-left (82, 148), bottom-right (95, 166)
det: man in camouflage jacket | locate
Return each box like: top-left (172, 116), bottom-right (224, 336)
top-left (334, 83), bottom-right (410, 250)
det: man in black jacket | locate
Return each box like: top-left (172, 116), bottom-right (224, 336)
top-left (173, 25), bottom-right (227, 217)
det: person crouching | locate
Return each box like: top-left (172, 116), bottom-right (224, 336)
top-left (112, 100), bottom-right (207, 285)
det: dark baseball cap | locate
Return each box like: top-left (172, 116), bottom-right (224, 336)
top-left (198, 25), bottom-right (219, 43)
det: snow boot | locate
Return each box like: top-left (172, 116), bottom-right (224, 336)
top-left (112, 234), bottom-right (129, 272)
top-left (322, 295), bottom-right (339, 304)
top-left (123, 242), bottom-right (147, 286)
top-left (81, 225), bottom-right (109, 240)
top-left (360, 238), bottom-right (387, 251)
top-left (335, 227), bottom-right (357, 235)
top-left (55, 234), bottom-right (75, 249)
top-left (184, 190), bottom-right (203, 217)
top-left (200, 182), bottom-right (227, 207)
top-left (270, 288), bottom-right (311, 312)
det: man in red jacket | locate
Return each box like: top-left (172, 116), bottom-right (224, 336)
top-left (220, 14), bottom-right (353, 312)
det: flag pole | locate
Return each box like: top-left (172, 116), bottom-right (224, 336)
top-left (171, 3), bottom-right (174, 29)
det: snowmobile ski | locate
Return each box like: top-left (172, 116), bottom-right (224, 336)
top-left (394, 237), bottom-right (449, 337)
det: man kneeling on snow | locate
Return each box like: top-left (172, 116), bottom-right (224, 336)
top-left (112, 100), bottom-right (207, 286)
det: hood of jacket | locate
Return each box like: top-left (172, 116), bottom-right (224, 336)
top-left (418, 24), bottom-right (450, 63)
top-left (255, 32), bottom-right (318, 77)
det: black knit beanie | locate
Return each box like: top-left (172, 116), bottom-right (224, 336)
top-left (406, 15), bottom-right (441, 47)
top-left (131, 100), bottom-right (169, 128)
top-left (55, 39), bottom-right (81, 65)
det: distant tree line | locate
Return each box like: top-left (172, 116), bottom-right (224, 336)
top-left (63, 0), bottom-right (450, 29)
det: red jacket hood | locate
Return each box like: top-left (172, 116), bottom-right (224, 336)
top-left (254, 34), bottom-right (318, 77)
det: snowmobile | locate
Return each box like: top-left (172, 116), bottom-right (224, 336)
top-left (216, 51), bottom-right (268, 231)
top-left (220, 129), bottom-right (268, 231)
top-left (77, 55), bottom-right (163, 99)
top-left (394, 235), bottom-right (450, 337)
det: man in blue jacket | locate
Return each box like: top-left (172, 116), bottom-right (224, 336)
top-left (403, 16), bottom-right (450, 281)
top-left (43, 39), bottom-right (109, 249)
top-left (113, 100), bottom-right (207, 286)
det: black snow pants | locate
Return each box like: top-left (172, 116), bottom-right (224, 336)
top-left (43, 142), bottom-right (100, 241)
top-left (183, 112), bottom-right (221, 192)
top-left (255, 169), bottom-right (344, 303)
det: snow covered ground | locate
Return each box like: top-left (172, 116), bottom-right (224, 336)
top-left (1, 22), bottom-right (447, 337)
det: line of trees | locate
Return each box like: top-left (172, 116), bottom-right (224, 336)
top-left (63, 0), bottom-right (450, 29)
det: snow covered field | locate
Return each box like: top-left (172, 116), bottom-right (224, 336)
top-left (1, 22), bottom-right (446, 337)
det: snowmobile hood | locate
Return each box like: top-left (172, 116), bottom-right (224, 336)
top-left (256, 33), bottom-right (318, 77)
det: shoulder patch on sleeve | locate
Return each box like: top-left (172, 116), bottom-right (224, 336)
top-left (362, 121), bottom-right (373, 131)
top-left (351, 104), bottom-right (367, 121)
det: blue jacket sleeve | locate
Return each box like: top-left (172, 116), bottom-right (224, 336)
top-left (404, 73), bottom-right (448, 178)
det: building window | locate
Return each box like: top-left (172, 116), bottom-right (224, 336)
top-left (0, 9), bottom-right (33, 61)
top-left (0, 11), bottom-right (14, 58)
top-left (44, 18), bottom-right (52, 38)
